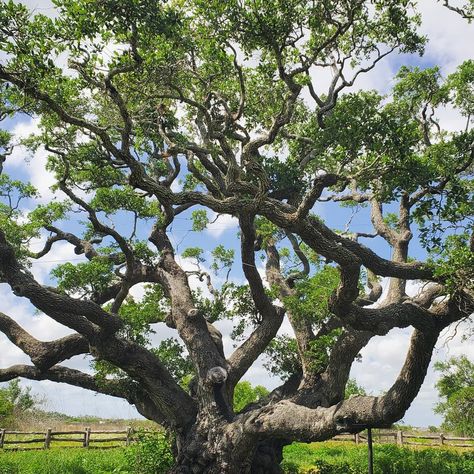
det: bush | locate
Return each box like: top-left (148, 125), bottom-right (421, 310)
top-left (124, 430), bottom-right (174, 474)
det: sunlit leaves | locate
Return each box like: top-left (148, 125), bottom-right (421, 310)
top-left (435, 356), bottom-right (474, 436)
top-left (182, 246), bottom-right (205, 263)
top-left (210, 245), bottom-right (234, 275)
top-left (429, 233), bottom-right (474, 294)
top-left (306, 328), bottom-right (342, 373)
top-left (284, 266), bottom-right (340, 325)
top-left (191, 210), bottom-right (208, 232)
top-left (233, 381), bottom-right (269, 412)
top-left (447, 59), bottom-right (474, 118)
top-left (91, 186), bottom-right (160, 218)
top-left (51, 256), bottom-right (116, 295)
top-left (0, 174), bottom-right (40, 259)
top-left (116, 285), bottom-right (168, 344)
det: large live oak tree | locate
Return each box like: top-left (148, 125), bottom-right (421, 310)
top-left (0, 1), bottom-right (473, 472)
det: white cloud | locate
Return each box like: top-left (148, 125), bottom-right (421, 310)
top-left (28, 241), bottom-right (87, 284)
top-left (418, 0), bottom-right (474, 73)
top-left (206, 213), bottom-right (239, 238)
top-left (6, 118), bottom-right (58, 203)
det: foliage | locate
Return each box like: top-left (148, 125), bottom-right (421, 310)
top-left (284, 267), bottom-right (340, 325)
top-left (124, 430), bottom-right (174, 474)
top-left (429, 234), bottom-right (474, 294)
top-left (0, 380), bottom-right (37, 429)
top-left (233, 381), bottom-right (269, 412)
top-left (344, 379), bottom-right (367, 399)
top-left (151, 338), bottom-right (194, 384)
top-left (264, 336), bottom-right (301, 380)
top-left (434, 356), bottom-right (474, 436)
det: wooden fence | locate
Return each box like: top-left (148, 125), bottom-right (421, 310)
top-left (333, 430), bottom-right (474, 449)
top-left (0, 427), bottom-right (133, 451)
top-left (1, 428), bottom-right (473, 451)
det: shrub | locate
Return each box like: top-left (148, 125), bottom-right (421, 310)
top-left (124, 430), bottom-right (174, 473)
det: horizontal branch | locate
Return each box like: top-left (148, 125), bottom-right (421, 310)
top-left (241, 326), bottom-right (440, 441)
top-left (0, 312), bottom-right (88, 370)
top-left (0, 230), bottom-right (123, 336)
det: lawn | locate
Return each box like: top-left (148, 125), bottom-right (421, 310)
top-left (0, 448), bottom-right (129, 474)
top-left (282, 442), bottom-right (474, 473)
top-left (1, 441), bottom-right (474, 473)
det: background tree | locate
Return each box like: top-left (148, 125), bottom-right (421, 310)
top-left (0, 379), bottom-right (36, 428)
top-left (233, 382), bottom-right (269, 413)
top-left (0, 1), bottom-right (473, 472)
top-left (434, 356), bottom-right (474, 436)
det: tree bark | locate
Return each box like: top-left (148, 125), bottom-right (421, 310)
top-left (171, 424), bottom-right (285, 474)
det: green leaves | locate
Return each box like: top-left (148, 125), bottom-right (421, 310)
top-left (306, 328), bottom-right (342, 373)
top-left (429, 233), bottom-right (474, 294)
top-left (190, 210), bottom-right (208, 232)
top-left (0, 379), bottom-right (36, 429)
top-left (447, 59), bottom-right (474, 117)
top-left (345, 379), bottom-right (367, 399)
top-left (151, 338), bottom-right (194, 384)
top-left (51, 256), bottom-right (116, 295)
top-left (233, 381), bottom-right (269, 412)
top-left (0, 174), bottom-right (40, 260)
top-left (435, 356), bottom-right (474, 436)
top-left (284, 266), bottom-right (340, 325)
top-left (182, 246), bottom-right (205, 263)
top-left (91, 186), bottom-right (160, 218)
top-left (210, 245), bottom-right (234, 274)
top-left (264, 335), bottom-right (301, 380)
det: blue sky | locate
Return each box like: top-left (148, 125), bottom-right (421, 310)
top-left (1, 0), bottom-right (473, 428)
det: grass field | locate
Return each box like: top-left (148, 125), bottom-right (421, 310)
top-left (0, 448), bottom-right (130, 474)
top-left (1, 441), bottom-right (474, 473)
top-left (282, 442), bottom-right (474, 473)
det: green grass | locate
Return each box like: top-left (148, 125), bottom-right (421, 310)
top-left (1, 440), bottom-right (474, 473)
top-left (0, 448), bottom-right (129, 474)
top-left (282, 441), bottom-right (474, 474)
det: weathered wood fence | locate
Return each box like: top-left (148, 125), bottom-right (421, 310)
top-left (1, 428), bottom-right (473, 451)
top-left (0, 427), bottom-right (133, 450)
top-left (333, 431), bottom-right (474, 448)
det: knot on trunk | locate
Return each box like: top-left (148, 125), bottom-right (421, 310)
top-left (188, 308), bottom-right (199, 317)
top-left (207, 366), bottom-right (227, 385)
top-left (12, 284), bottom-right (24, 296)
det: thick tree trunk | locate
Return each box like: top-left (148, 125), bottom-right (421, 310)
top-left (171, 421), bottom-right (285, 474)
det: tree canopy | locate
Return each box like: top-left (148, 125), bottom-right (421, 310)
top-left (0, 379), bottom-right (36, 428)
top-left (435, 356), bottom-right (474, 436)
top-left (0, 1), bottom-right (473, 472)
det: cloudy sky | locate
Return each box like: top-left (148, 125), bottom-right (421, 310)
top-left (1, 0), bottom-right (473, 428)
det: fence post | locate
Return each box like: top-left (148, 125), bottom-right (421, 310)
top-left (439, 433), bottom-right (445, 446)
top-left (367, 428), bottom-right (374, 474)
top-left (44, 428), bottom-right (52, 449)
top-left (126, 426), bottom-right (132, 446)
top-left (0, 428), bottom-right (5, 448)
top-left (355, 433), bottom-right (360, 445)
top-left (396, 431), bottom-right (403, 446)
top-left (84, 427), bottom-right (91, 448)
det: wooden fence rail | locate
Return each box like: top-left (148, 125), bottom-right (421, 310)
top-left (0, 427), bottom-right (133, 451)
top-left (333, 431), bottom-right (474, 449)
top-left (1, 428), bottom-right (473, 451)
